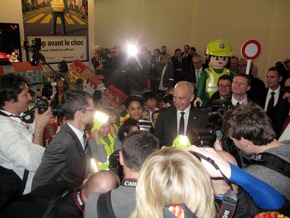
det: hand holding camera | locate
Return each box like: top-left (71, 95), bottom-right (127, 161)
top-left (34, 106), bottom-right (53, 130)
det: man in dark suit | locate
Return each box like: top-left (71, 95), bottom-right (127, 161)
top-left (1, 171), bottom-right (120, 218)
top-left (254, 67), bottom-right (289, 138)
top-left (156, 54), bottom-right (174, 93)
top-left (171, 49), bottom-right (191, 86)
top-left (32, 90), bottom-right (95, 190)
top-left (154, 81), bottom-right (209, 147)
top-left (185, 54), bottom-right (205, 91)
top-left (149, 48), bottom-right (163, 92)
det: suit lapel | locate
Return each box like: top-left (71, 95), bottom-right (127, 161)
top-left (63, 124), bottom-right (86, 159)
top-left (170, 106), bottom-right (178, 135)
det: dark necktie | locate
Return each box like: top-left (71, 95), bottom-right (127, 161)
top-left (236, 102), bottom-right (240, 106)
top-left (267, 92), bottom-right (275, 113)
top-left (179, 112), bottom-right (185, 135)
top-left (83, 133), bottom-right (89, 158)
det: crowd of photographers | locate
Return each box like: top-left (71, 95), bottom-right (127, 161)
top-left (0, 50), bottom-right (290, 217)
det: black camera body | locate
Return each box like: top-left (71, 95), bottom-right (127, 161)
top-left (42, 81), bottom-right (57, 100)
top-left (190, 127), bottom-right (233, 152)
top-left (35, 98), bottom-right (62, 116)
top-left (108, 150), bottom-right (123, 180)
top-left (35, 98), bottom-right (49, 114)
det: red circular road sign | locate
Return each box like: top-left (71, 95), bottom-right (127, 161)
top-left (241, 40), bottom-right (261, 60)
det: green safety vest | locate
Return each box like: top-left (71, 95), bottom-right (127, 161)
top-left (205, 67), bottom-right (230, 97)
top-left (98, 135), bottom-right (115, 170)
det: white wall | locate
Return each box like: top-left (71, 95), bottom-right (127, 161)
top-left (1, 0), bottom-right (290, 80)
top-left (92, 0), bottom-right (290, 80)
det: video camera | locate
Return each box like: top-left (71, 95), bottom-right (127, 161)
top-left (210, 98), bottom-right (232, 115)
top-left (24, 38), bottom-right (45, 66)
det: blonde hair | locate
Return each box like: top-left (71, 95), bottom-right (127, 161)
top-left (130, 147), bottom-right (215, 218)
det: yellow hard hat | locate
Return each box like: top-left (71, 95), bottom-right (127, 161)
top-left (91, 111), bottom-right (109, 132)
top-left (206, 39), bottom-right (233, 57)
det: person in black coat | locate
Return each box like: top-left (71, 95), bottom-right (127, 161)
top-left (254, 67), bottom-right (289, 138)
top-left (154, 81), bottom-right (209, 147)
top-left (0, 171), bottom-right (120, 218)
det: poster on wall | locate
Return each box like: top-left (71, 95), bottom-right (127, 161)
top-left (22, 0), bottom-right (88, 64)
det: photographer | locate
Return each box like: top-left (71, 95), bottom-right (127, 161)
top-left (0, 74), bottom-right (52, 209)
top-left (84, 131), bottom-right (159, 218)
top-left (222, 102), bottom-right (290, 201)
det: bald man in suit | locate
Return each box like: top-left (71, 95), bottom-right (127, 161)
top-left (154, 81), bottom-right (209, 147)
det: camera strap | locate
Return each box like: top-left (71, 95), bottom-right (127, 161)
top-left (97, 178), bottom-right (137, 218)
top-left (0, 110), bottom-right (32, 126)
top-left (97, 191), bottom-right (116, 218)
top-left (74, 188), bottom-right (85, 212)
top-left (120, 178), bottom-right (137, 187)
top-left (216, 190), bottom-right (237, 218)
top-left (190, 152), bottom-right (237, 218)
top-left (250, 152), bottom-right (290, 179)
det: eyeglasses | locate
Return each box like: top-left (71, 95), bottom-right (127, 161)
top-left (218, 84), bottom-right (231, 88)
top-left (80, 109), bottom-right (95, 113)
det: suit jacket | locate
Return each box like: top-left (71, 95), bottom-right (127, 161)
top-left (171, 56), bottom-right (190, 83)
top-left (32, 124), bottom-right (91, 190)
top-left (154, 105), bottom-right (209, 147)
top-left (0, 181), bottom-right (83, 218)
top-left (157, 64), bottom-right (174, 90)
top-left (0, 181), bottom-right (81, 218)
top-left (247, 75), bottom-right (265, 100)
top-left (254, 88), bottom-right (289, 137)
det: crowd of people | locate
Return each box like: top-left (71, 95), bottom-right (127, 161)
top-left (0, 43), bottom-right (290, 217)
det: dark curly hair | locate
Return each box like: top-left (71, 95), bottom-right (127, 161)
top-left (0, 74), bottom-right (28, 108)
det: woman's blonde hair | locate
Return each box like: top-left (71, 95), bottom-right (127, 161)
top-left (130, 147), bottom-right (215, 218)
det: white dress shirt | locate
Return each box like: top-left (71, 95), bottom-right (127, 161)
top-left (264, 87), bottom-right (280, 111)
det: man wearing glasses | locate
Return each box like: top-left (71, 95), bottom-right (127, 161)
top-left (32, 90), bottom-right (95, 190)
top-left (204, 74), bottom-right (232, 108)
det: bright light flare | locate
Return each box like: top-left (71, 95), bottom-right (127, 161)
top-left (91, 158), bottom-right (98, 173)
top-left (94, 111), bottom-right (109, 123)
top-left (127, 44), bottom-right (138, 56)
top-left (180, 135), bottom-right (189, 146)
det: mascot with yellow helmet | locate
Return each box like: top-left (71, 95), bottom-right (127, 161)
top-left (194, 39), bottom-right (233, 107)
